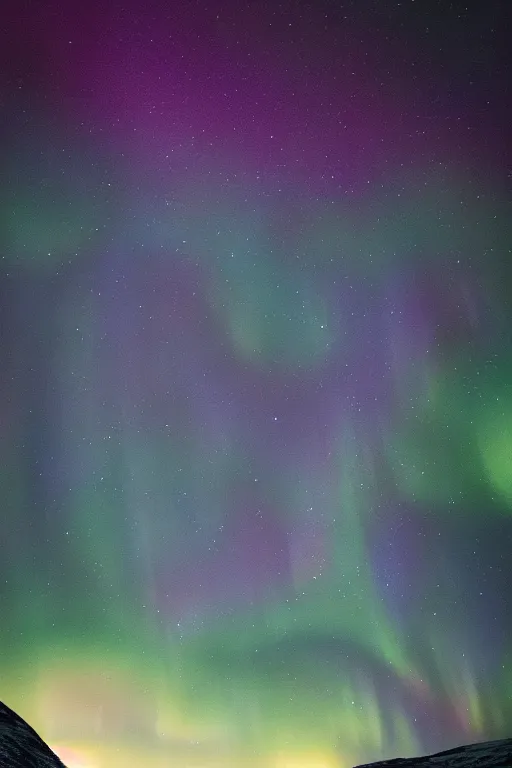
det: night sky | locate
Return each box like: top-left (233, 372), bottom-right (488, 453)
top-left (0, 1), bottom-right (510, 766)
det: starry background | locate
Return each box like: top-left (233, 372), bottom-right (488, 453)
top-left (0, 1), bottom-right (510, 766)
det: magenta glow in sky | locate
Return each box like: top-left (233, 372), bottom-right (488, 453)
top-left (0, 1), bottom-right (510, 766)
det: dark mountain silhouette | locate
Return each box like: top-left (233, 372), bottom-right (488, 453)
top-left (0, 702), bottom-right (66, 767)
top-left (355, 737), bottom-right (512, 768)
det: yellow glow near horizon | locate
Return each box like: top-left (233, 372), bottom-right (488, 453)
top-left (273, 750), bottom-right (343, 768)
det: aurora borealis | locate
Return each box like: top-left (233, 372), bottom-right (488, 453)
top-left (0, 1), bottom-right (510, 766)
